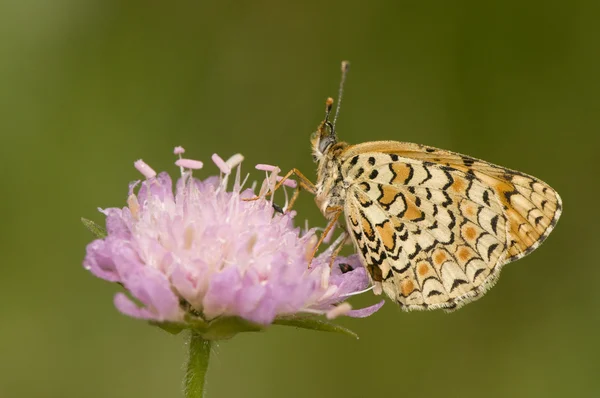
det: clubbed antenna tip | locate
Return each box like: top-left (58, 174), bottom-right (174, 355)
top-left (333, 61), bottom-right (350, 128)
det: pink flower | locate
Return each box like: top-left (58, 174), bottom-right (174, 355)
top-left (83, 148), bottom-right (383, 327)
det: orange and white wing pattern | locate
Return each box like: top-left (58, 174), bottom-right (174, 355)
top-left (341, 141), bottom-right (562, 311)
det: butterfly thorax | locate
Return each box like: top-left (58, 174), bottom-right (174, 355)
top-left (314, 142), bottom-right (349, 218)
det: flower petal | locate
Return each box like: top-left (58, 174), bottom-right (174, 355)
top-left (121, 266), bottom-right (182, 321)
top-left (113, 292), bottom-right (158, 320)
top-left (83, 239), bottom-right (120, 282)
top-left (346, 299), bottom-right (385, 318)
top-left (202, 266), bottom-right (243, 320)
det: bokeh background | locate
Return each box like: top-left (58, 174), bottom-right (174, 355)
top-left (1, 1), bottom-right (599, 397)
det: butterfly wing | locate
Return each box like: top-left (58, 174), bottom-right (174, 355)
top-left (340, 141), bottom-right (562, 311)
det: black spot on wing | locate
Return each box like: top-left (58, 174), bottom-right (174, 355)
top-left (504, 189), bottom-right (518, 203)
top-left (451, 279), bottom-right (468, 292)
top-left (461, 156), bottom-right (475, 167)
top-left (399, 230), bottom-right (409, 241)
top-left (396, 193), bottom-right (409, 217)
top-left (474, 231), bottom-right (491, 249)
top-left (483, 190), bottom-right (491, 207)
top-left (412, 212), bottom-right (426, 222)
top-left (487, 243), bottom-right (499, 261)
top-left (448, 210), bottom-right (456, 229)
top-left (442, 169), bottom-right (454, 190)
top-left (384, 269), bottom-right (394, 281)
top-left (350, 156), bottom-right (359, 166)
top-left (392, 262), bottom-right (411, 274)
top-left (390, 154), bottom-right (399, 161)
top-left (441, 192), bottom-right (452, 207)
top-left (408, 243), bottom-right (422, 260)
top-left (352, 229), bottom-right (363, 243)
top-left (368, 156), bottom-right (375, 165)
top-left (359, 243), bottom-right (369, 257)
top-left (423, 239), bottom-right (439, 253)
top-left (490, 215), bottom-right (499, 235)
top-left (416, 164), bottom-right (433, 186)
top-left (405, 165), bottom-right (414, 184)
top-left (473, 268), bottom-right (486, 279)
top-left (369, 169), bottom-right (379, 179)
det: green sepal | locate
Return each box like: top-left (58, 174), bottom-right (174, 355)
top-left (81, 217), bottom-right (107, 239)
top-left (150, 316), bottom-right (265, 340)
top-left (273, 315), bottom-right (359, 339)
top-left (151, 315), bottom-right (358, 340)
top-left (152, 321), bottom-right (187, 335)
top-left (199, 317), bottom-right (264, 340)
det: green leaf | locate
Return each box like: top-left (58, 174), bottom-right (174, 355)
top-left (273, 316), bottom-right (359, 339)
top-left (81, 217), bottom-right (107, 238)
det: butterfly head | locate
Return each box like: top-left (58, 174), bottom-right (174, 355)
top-left (311, 97), bottom-right (338, 162)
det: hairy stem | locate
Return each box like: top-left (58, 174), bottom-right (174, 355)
top-left (185, 331), bottom-right (212, 398)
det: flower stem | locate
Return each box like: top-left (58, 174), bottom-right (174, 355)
top-left (185, 331), bottom-right (212, 398)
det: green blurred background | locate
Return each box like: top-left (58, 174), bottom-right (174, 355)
top-left (1, 1), bottom-right (599, 397)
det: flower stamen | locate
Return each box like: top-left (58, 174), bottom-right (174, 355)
top-left (211, 153), bottom-right (231, 174)
top-left (175, 159), bottom-right (204, 170)
top-left (134, 159), bottom-right (157, 179)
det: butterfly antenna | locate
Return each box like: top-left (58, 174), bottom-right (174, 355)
top-left (332, 60), bottom-right (350, 129)
top-left (324, 97), bottom-right (334, 124)
top-left (321, 97), bottom-right (335, 138)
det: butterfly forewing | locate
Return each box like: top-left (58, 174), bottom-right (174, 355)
top-left (337, 141), bottom-right (561, 311)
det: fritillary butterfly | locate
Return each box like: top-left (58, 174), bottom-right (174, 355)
top-left (275, 61), bottom-right (562, 311)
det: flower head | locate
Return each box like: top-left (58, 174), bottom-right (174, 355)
top-left (83, 148), bottom-right (383, 329)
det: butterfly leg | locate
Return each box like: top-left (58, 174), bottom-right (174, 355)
top-left (328, 230), bottom-right (350, 269)
top-left (278, 168), bottom-right (316, 211)
top-left (243, 168), bottom-right (316, 212)
top-left (308, 206), bottom-right (343, 268)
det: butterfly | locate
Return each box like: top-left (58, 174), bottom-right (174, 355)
top-left (275, 61), bottom-right (562, 311)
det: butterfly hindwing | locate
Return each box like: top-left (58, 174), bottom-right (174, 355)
top-left (340, 142), bottom-right (561, 311)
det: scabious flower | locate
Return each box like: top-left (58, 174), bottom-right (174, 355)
top-left (83, 147), bottom-right (383, 330)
